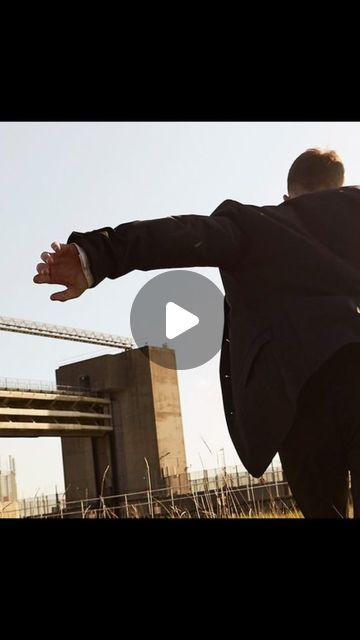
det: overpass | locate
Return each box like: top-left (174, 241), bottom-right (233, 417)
top-left (0, 383), bottom-right (112, 438)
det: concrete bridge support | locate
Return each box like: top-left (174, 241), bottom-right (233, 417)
top-left (56, 346), bottom-right (187, 503)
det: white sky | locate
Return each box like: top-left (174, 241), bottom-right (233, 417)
top-left (1, 121), bottom-right (359, 498)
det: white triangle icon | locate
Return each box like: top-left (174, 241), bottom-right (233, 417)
top-left (166, 302), bottom-right (199, 340)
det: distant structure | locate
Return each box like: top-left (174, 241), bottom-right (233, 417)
top-left (0, 455), bottom-right (19, 517)
top-left (0, 455), bottom-right (17, 502)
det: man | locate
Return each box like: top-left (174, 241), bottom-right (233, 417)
top-left (34, 148), bottom-right (360, 518)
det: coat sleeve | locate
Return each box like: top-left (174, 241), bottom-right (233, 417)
top-left (67, 200), bottom-right (250, 287)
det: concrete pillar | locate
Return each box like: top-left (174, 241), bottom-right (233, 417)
top-left (61, 436), bottom-right (97, 502)
top-left (56, 346), bottom-right (187, 501)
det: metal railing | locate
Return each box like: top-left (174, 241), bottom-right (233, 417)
top-left (180, 465), bottom-right (285, 493)
top-left (0, 465), bottom-right (292, 519)
top-left (0, 376), bottom-right (103, 398)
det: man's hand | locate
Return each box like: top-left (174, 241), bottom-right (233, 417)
top-left (33, 242), bottom-right (88, 302)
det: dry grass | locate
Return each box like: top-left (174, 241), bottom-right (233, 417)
top-left (71, 486), bottom-right (303, 519)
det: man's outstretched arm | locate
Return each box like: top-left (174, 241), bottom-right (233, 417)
top-left (33, 200), bottom-right (248, 301)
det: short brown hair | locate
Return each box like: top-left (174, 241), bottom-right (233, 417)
top-left (287, 148), bottom-right (345, 196)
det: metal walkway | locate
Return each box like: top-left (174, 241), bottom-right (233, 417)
top-left (0, 315), bottom-right (133, 349)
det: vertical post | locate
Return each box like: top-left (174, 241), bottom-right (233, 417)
top-left (144, 458), bottom-right (153, 518)
top-left (274, 465), bottom-right (280, 499)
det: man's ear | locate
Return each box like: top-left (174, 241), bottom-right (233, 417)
top-left (283, 194), bottom-right (290, 201)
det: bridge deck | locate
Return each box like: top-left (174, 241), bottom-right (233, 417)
top-left (0, 387), bottom-right (113, 437)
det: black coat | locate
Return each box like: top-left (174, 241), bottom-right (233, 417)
top-left (69, 186), bottom-right (360, 476)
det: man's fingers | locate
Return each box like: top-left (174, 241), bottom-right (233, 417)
top-left (50, 287), bottom-right (79, 302)
top-left (36, 262), bottom-right (49, 275)
top-left (40, 251), bottom-right (54, 264)
top-left (51, 241), bottom-right (63, 253)
top-left (33, 272), bottom-right (51, 284)
top-left (39, 243), bottom-right (65, 264)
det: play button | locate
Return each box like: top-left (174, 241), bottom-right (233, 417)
top-left (130, 270), bottom-right (224, 370)
top-left (166, 302), bottom-right (199, 339)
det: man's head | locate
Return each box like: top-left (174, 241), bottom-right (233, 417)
top-left (284, 148), bottom-right (345, 201)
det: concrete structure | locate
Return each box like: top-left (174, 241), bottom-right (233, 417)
top-left (0, 456), bottom-right (19, 518)
top-left (0, 455), bottom-right (17, 502)
top-left (56, 346), bottom-right (187, 502)
top-left (0, 388), bottom-right (112, 437)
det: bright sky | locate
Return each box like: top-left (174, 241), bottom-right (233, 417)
top-left (1, 121), bottom-right (359, 498)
